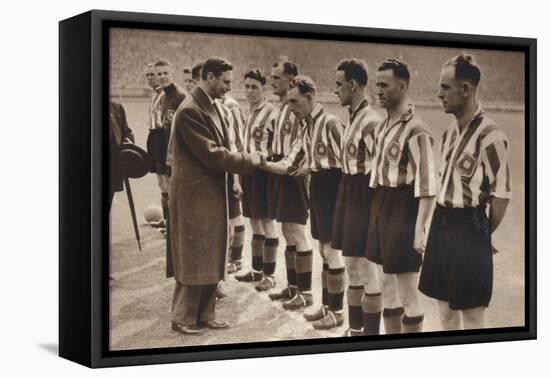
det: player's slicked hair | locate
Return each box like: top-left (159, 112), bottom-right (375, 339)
top-left (378, 58), bottom-right (411, 83)
top-left (444, 53), bottom-right (482, 86)
top-left (337, 58), bottom-right (369, 86)
top-left (201, 57), bottom-right (233, 80)
top-left (154, 59), bottom-right (172, 67)
top-left (192, 62), bottom-right (203, 81)
top-left (145, 63), bottom-right (155, 75)
top-left (290, 75), bottom-right (317, 95)
top-left (244, 68), bottom-right (267, 86)
top-left (273, 60), bottom-right (299, 78)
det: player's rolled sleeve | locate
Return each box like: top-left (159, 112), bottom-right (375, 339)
top-left (481, 134), bottom-right (511, 200)
top-left (408, 132), bottom-right (437, 197)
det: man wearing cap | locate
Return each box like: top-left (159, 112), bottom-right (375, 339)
top-left (261, 75), bottom-right (347, 330)
top-left (169, 57), bottom-right (263, 335)
top-left (332, 59), bottom-right (384, 336)
top-left (367, 59), bottom-right (437, 334)
top-left (419, 54), bottom-right (511, 330)
top-left (265, 60), bottom-right (313, 311)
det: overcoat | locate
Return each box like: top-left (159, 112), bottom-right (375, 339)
top-left (169, 86), bottom-right (256, 285)
top-left (109, 101), bottom-right (134, 192)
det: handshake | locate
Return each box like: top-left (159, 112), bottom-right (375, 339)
top-left (249, 151), bottom-right (268, 167)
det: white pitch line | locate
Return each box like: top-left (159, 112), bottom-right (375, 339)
top-left (111, 256), bottom-right (165, 280)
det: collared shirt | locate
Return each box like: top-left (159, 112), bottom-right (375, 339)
top-left (370, 104), bottom-right (437, 198)
top-left (437, 105), bottom-right (511, 208)
top-left (284, 103), bottom-right (345, 172)
top-left (214, 100), bottom-right (245, 152)
top-left (242, 101), bottom-right (277, 154)
top-left (149, 88), bottom-right (164, 129)
top-left (272, 102), bottom-right (303, 157)
top-left (341, 99), bottom-right (383, 175)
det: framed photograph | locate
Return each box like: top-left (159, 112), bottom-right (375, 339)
top-left (59, 9), bottom-right (536, 368)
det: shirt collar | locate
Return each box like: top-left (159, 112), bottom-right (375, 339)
top-left (248, 100), bottom-right (268, 113)
top-left (455, 102), bottom-right (485, 134)
top-left (349, 98), bottom-right (370, 122)
top-left (310, 103), bottom-right (323, 121)
top-left (163, 83), bottom-right (177, 95)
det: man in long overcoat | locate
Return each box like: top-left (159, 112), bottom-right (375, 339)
top-left (169, 57), bottom-right (261, 335)
top-left (109, 100), bottom-right (134, 209)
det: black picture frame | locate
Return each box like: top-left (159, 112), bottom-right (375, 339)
top-left (59, 9), bottom-right (537, 368)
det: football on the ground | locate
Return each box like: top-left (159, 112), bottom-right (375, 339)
top-left (143, 205), bottom-right (163, 224)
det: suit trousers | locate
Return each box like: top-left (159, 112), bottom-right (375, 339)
top-left (172, 281), bottom-right (217, 326)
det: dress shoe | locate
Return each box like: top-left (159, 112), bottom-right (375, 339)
top-left (203, 320), bottom-right (230, 329)
top-left (171, 321), bottom-right (205, 335)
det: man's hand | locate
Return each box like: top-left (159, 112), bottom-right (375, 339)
top-left (232, 181), bottom-right (243, 200)
top-left (413, 227), bottom-right (426, 254)
top-left (249, 151), bottom-right (262, 166)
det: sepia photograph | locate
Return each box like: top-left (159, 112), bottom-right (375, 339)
top-left (108, 26), bottom-right (526, 352)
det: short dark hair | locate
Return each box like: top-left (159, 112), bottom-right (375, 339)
top-left (290, 75), bottom-right (317, 95)
top-left (154, 59), bottom-right (172, 68)
top-left (337, 58), bottom-right (368, 86)
top-left (273, 60), bottom-right (299, 77)
top-left (201, 57), bottom-right (232, 80)
top-left (377, 58), bottom-right (410, 83)
top-left (182, 67), bottom-right (192, 74)
top-left (444, 53), bottom-right (481, 86)
top-left (191, 62), bottom-right (203, 81)
top-left (244, 68), bottom-right (267, 86)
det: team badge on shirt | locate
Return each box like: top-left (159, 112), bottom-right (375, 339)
top-left (456, 153), bottom-right (477, 179)
top-left (385, 140), bottom-right (401, 164)
top-left (346, 142), bottom-right (357, 158)
top-left (315, 142), bottom-right (327, 157)
top-left (252, 127), bottom-right (264, 142)
top-left (282, 119), bottom-right (292, 135)
top-left (167, 109), bottom-right (175, 122)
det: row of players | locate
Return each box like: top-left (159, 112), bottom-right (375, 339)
top-left (142, 54), bottom-right (510, 336)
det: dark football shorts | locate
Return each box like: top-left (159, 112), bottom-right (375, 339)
top-left (332, 174), bottom-right (373, 257)
top-left (366, 185), bottom-right (422, 274)
top-left (267, 168), bottom-right (309, 225)
top-left (241, 168), bottom-right (269, 219)
top-left (146, 127), bottom-right (170, 175)
top-left (309, 169), bottom-right (342, 243)
top-left (419, 205), bottom-right (493, 310)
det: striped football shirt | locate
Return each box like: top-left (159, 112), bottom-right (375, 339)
top-left (149, 89), bottom-right (164, 129)
top-left (284, 103), bottom-right (345, 172)
top-left (437, 105), bottom-right (511, 208)
top-left (272, 102), bottom-right (303, 157)
top-left (214, 100), bottom-right (245, 152)
top-left (370, 104), bottom-right (437, 198)
top-left (341, 99), bottom-right (383, 175)
top-left (242, 101), bottom-right (277, 155)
